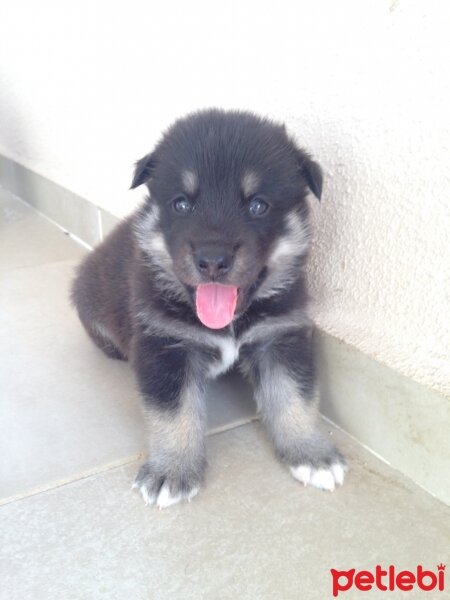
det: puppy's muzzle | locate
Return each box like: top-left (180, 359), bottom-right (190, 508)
top-left (194, 244), bottom-right (234, 280)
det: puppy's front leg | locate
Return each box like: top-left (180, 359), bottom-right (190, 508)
top-left (131, 333), bottom-right (207, 508)
top-left (240, 327), bottom-right (346, 491)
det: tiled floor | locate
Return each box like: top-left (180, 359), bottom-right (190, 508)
top-left (1, 188), bottom-right (449, 600)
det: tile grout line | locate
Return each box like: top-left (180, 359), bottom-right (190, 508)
top-left (0, 454), bottom-right (144, 508)
top-left (0, 420), bottom-right (259, 508)
top-left (207, 415), bottom-right (259, 436)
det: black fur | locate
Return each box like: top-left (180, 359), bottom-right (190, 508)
top-left (132, 335), bottom-right (188, 412)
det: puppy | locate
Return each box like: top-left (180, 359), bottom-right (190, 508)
top-left (71, 109), bottom-right (346, 508)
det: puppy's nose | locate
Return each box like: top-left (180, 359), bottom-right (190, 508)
top-left (194, 246), bottom-right (233, 279)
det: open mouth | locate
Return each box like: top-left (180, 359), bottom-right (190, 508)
top-left (195, 283), bottom-right (239, 329)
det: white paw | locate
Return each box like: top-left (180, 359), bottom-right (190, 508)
top-left (155, 483), bottom-right (199, 509)
top-left (132, 481), bottom-right (199, 509)
top-left (290, 462), bottom-right (346, 491)
top-left (132, 480), bottom-right (155, 505)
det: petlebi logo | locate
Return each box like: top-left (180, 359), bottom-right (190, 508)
top-left (330, 564), bottom-right (446, 597)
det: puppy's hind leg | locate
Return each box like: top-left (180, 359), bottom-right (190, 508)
top-left (85, 321), bottom-right (127, 360)
top-left (70, 262), bottom-right (127, 360)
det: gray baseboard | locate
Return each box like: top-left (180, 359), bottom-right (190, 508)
top-left (1, 153), bottom-right (449, 505)
top-left (316, 330), bottom-right (450, 504)
top-left (0, 154), bottom-right (119, 247)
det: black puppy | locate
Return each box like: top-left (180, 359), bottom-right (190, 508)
top-left (71, 109), bottom-right (346, 508)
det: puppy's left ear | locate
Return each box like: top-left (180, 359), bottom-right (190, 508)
top-left (297, 150), bottom-right (323, 201)
top-left (130, 152), bottom-right (156, 189)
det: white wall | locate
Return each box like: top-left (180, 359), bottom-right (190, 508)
top-left (0, 0), bottom-right (449, 394)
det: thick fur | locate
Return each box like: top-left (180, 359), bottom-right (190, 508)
top-left (71, 109), bottom-right (346, 507)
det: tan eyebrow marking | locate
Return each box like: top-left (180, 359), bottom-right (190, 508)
top-left (181, 170), bottom-right (198, 195)
top-left (241, 170), bottom-right (260, 197)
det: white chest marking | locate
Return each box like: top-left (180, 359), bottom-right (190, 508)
top-left (208, 336), bottom-right (240, 378)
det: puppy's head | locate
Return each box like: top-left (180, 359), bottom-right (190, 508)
top-left (132, 109), bottom-right (322, 329)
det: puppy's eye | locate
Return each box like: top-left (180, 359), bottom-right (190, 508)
top-left (248, 197), bottom-right (269, 217)
top-left (173, 196), bottom-right (193, 214)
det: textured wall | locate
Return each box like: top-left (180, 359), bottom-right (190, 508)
top-left (307, 122), bottom-right (449, 395)
top-left (0, 1), bottom-right (449, 393)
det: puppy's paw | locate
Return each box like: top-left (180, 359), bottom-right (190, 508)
top-left (290, 462), bottom-right (346, 491)
top-left (132, 461), bottom-right (202, 509)
top-left (283, 433), bottom-right (347, 491)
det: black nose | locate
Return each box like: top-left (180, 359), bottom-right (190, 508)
top-left (194, 246), bottom-right (234, 279)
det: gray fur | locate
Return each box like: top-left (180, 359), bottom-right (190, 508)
top-left (239, 338), bottom-right (345, 470)
top-left (135, 379), bottom-right (207, 503)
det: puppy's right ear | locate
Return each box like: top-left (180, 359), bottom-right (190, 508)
top-left (130, 152), bottom-right (156, 189)
top-left (296, 150), bottom-right (323, 201)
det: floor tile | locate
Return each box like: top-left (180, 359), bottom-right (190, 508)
top-left (1, 422), bottom-right (448, 600)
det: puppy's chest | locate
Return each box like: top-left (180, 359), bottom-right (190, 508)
top-left (208, 335), bottom-right (241, 378)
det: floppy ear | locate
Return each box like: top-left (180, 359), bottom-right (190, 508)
top-left (130, 152), bottom-right (156, 189)
top-left (297, 151), bottom-right (323, 200)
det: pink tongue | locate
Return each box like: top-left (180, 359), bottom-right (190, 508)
top-left (195, 284), bottom-right (238, 329)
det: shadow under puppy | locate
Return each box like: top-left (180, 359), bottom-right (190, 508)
top-left (71, 109), bottom-right (346, 508)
